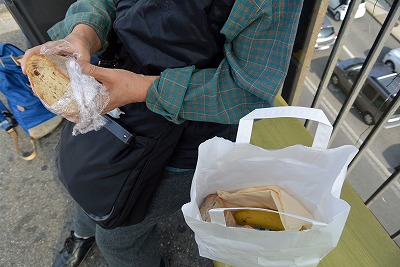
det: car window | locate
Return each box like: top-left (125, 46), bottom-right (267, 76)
top-left (319, 27), bottom-right (334, 38)
top-left (362, 85), bottom-right (377, 101)
top-left (347, 70), bottom-right (360, 82)
top-left (373, 96), bottom-right (389, 111)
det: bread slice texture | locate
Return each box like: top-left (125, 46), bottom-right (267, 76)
top-left (26, 54), bottom-right (78, 117)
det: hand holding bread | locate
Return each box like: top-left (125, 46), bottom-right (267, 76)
top-left (21, 27), bottom-right (160, 134)
top-left (21, 24), bottom-right (101, 73)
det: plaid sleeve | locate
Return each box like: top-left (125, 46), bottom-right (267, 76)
top-left (47, 0), bottom-right (116, 55)
top-left (146, 0), bottom-right (303, 124)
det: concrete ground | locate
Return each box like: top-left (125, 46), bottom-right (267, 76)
top-left (365, 0), bottom-right (400, 41)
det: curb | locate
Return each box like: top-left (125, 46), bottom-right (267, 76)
top-left (365, 2), bottom-right (400, 43)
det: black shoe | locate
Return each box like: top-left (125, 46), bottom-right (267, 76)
top-left (52, 231), bottom-right (95, 267)
top-left (160, 256), bottom-right (170, 267)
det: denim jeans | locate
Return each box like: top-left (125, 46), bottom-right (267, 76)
top-left (74, 169), bottom-right (194, 267)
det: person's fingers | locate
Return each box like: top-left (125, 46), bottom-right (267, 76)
top-left (80, 61), bottom-right (110, 83)
top-left (74, 51), bottom-right (92, 67)
top-left (75, 52), bottom-right (91, 64)
top-left (21, 40), bottom-right (81, 74)
top-left (41, 40), bottom-right (76, 56)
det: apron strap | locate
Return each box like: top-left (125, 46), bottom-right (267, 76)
top-left (7, 128), bottom-right (37, 160)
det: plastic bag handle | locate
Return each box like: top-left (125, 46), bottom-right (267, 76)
top-left (236, 107), bottom-right (332, 149)
top-left (208, 207), bottom-right (327, 230)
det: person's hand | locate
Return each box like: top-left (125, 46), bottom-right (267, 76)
top-left (80, 62), bottom-right (159, 113)
top-left (21, 24), bottom-right (101, 74)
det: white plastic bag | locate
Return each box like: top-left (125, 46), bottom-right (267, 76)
top-left (181, 106), bottom-right (359, 267)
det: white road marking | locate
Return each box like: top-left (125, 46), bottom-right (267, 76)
top-left (343, 45), bottom-right (356, 58)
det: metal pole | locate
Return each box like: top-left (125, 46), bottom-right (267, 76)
top-left (329, 0), bottom-right (400, 144)
top-left (391, 228), bottom-right (400, 240)
top-left (307, 0), bottom-right (361, 117)
top-left (365, 165), bottom-right (400, 207)
top-left (287, 0), bottom-right (328, 106)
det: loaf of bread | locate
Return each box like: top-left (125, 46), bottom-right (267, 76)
top-left (25, 54), bottom-right (79, 117)
top-left (199, 194), bottom-right (236, 227)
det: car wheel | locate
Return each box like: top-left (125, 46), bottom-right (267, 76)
top-left (334, 12), bottom-right (341, 21)
top-left (331, 74), bottom-right (340, 87)
top-left (384, 60), bottom-right (395, 71)
top-left (363, 112), bottom-right (375, 125)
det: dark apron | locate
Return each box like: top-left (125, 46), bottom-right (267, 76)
top-left (57, 0), bottom-right (237, 229)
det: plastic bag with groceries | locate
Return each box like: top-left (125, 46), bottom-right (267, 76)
top-left (182, 107), bottom-right (358, 267)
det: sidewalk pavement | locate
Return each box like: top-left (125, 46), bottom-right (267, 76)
top-left (365, 0), bottom-right (400, 42)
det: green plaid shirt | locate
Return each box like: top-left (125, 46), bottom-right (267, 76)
top-left (49, 0), bottom-right (303, 124)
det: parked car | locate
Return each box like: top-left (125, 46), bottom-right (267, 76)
top-left (315, 16), bottom-right (337, 50)
top-left (382, 48), bottom-right (400, 73)
top-left (330, 57), bottom-right (400, 128)
top-left (328, 0), bottom-right (366, 21)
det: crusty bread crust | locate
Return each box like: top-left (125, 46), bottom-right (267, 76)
top-left (26, 54), bottom-right (78, 116)
top-left (199, 193), bottom-right (236, 227)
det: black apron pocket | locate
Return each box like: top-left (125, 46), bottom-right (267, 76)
top-left (57, 106), bottom-right (185, 229)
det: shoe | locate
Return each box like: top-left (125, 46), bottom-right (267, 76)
top-left (160, 256), bottom-right (170, 267)
top-left (52, 231), bottom-right (95, 267)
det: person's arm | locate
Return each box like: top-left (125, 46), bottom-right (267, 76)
top-left (21, 0), bottom-right (115, 72)
top-left (146, 0), bottom-right (304, 125)
top-left (48, 0), bottom-right (116, 55)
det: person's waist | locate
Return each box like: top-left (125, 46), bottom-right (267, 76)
top-left (167, 121), bottom-right (238, 170)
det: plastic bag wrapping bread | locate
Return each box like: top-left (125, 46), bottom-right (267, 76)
top-left (26, 40), bottom-right (110, 135)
